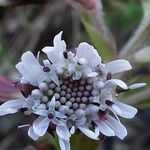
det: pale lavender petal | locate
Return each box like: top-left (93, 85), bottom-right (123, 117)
top-left (107, 79), bottom-right (128, 90)
top-left (78, 126), bottom-right (99, 140)
top-left (70, 126), bottom-right (75, 134)
top-left (52, 118), bottom-right (65, 126)
top-left (33, 116), bottom-right (50, 136)
top-left (55, 111), bottom-right (67, 118)
top-left (50, 72), bottom-right (59, 86)
top-left (95, 120), bottom-right (115, 137)
top-left (105, 59), bottom-right (132, 74)
top-left (114, 101), bottom-right (138, 118)
top-left (129, 83), bottom-right (146, 89)
top-left (105, 115), bottom-right (127, 140)
top-left (0, 99), bottom-right (26, 108)
top-left (76, 42), bottom-right (101, 68)
top-left (0, 99), bottom-right (26, 116)
top-left (48, 96), bottom-right (56, 111)
top-left (58, 137), bottom-right (70, 150)
top-left (56, 125), bottom-right (71, 141)
top-left (28, 126), bottom-right (39, 140)
top-left (34, 109), bottom-right (48, 116)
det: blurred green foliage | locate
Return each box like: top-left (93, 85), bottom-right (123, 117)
top-left (103, 0), bottom-right (143, 48)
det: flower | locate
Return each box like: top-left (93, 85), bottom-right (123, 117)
top-left (0, 31), bottom-right (146, 150)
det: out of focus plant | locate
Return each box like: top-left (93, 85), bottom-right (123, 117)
top-left (0, 0), bottom-right (149, 150)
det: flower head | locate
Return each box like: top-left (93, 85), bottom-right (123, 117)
top-left (0, 32), bottom-right (146, 150)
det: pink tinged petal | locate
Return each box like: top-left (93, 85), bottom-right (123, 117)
top-left (58, 138), bottom-right (70, 150)
top-left (129, 83), bottom-right (146, 89)
top-left (78, 126), bottom-right (99, 140)
top-left (105, 59), bottom-right (132, 74)
top-left (33, 116), bottom-right (50, 136)
top-left (47, 96), bottom-right (56, 110)
top-left (76, 42), bottom-right (101, 68)
top-left (105, 115), bottom-right (127, 140)
top-left (108, 79), bottom-right (128, 90)
top-left (28, 126), bottom-right (39, 140)
top-left (56, 126), bottom-right (71, 141)
top-left (95, 120), bottom-right (115, 137)
top-left (114, 101), bottom-right (138, 119)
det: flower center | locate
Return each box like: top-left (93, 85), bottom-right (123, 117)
top-left (31, 76), bottom-right (101, 116)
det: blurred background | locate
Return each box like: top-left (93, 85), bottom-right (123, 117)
top-left (0, 0), bottom-right (150, 150)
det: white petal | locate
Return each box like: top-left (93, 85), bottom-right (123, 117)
top-left (59, 106), bottom-right (69, 114)
top-left (16, 51), bottom-right (46, 86)
top-left (105, 59), bottom-right (132, 74)
top-left (49, 72), bottom-right (59, 86)
top-left (105, 115), bottom-right (127, 140)
top-left (21, 51), bottom-right (37, 64)
top-left (95, 120), bottom-right (115, 137)
top-left (87, 72), bottom-right (98, 77)
top-left (33, 117), bottom-right (50, 136)
top-left (75, 109), bottom-right (85, 118)
top-left (28, 126), bottom-right (39, 140)
top-left (110, 105), bottom-right (122, 114)
top-left (107, 79), bottom-right (128, 90)
top-left (113, 101), bottom-right (138, 118)
top-left (55, 111), bottom-right (67, 118)
top-left (129, 83), bottom-right (146, 89)
top-left (73, 71), bottom-right (82, 80)
top-left (0, 99), bottom-right (26, 108)
top-left (34, 109), bottom-right (48, 116)
top-left (0, 108), bottom-right (18, 116)
top-left (78, 126), bottom-right (99, 140)
top-left (70, 126), bottom-right (75, 134)
top-left (42, 32), bottom-right (66, 65)
top-left (52, 118), bottom-right (65, 126)
top-left (53, 31), bottom-right (63, 47)
top-left (85, 104), bottom-right (99, 114)
top-left (48, 96), bottom-right (56, 111)
top-left (56, 125), bottom-right (71, 141)
top-left (58, 138), bottom-right (70, 150)
top-left (76, 42), bottom-right (101, 68)
top-left (0, 99), bottom-right (26, 116)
